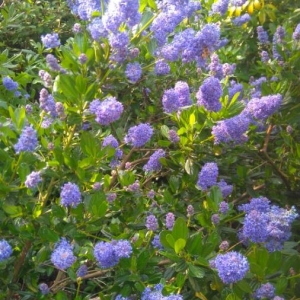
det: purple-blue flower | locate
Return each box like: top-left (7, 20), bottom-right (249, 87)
top-left (257, 26), bottom-right (269, 44)
top-left (25, 171), bottom-right (42, 189)
top-left (125, 62), bottom-right (142, 83)
top-left (87, 17), bottom-right (108, 40)
top-left (60, 182), bottom-right (82, 208)
top-left (219, 201), bottom-right (229, 214)
top-left (197, 162), bottom-right (218, 191)
top-left (2, 76), bottom-right (18, 91)
top-left (217, 180), bottom-right (233, 198)
top-left (232, 13), bottom-right (251, 26)
top-left (212, 113), bottom-right (250, 144)
top-left (125, 123), bottom-right (153, 147)
top-left (51, 238), bottom-right (76, 270)
top-left (155, 59), bottom-right (170, 75)
top-left (168, 129), bottom-right (180, 143)
top-left (39, 283), bottom-right (50, 295)
top-left (14, 125), bottom-right (38, 154)
top-left (162, 88), bottom-right (181, 113)
top-left (39, 88), bottom-right (57, 117)
top-left (166, 212), bottom-right (175, 230)
top-left (175, 81), bottom-right (192, 106)
top-left (211, 214), bottom-right (220, 225)
top-left (94, 240), bottom-right (132, 268)
top-left (146, 214), bottom-right (158, 231)
top-left (152, 234), bottom-right (163, 250)
top-left (76, 264), bottom-right (88, 277)
top-left (196, 77), bottom-right (222, 112)
top-left (293, 23), bottom-right (300, 40)
top-left (210, 0), bottom-right (229, 15)
top-left (0, 239), bottom-right (13, 261)
top-left (211, 251), bottom-right (249, 284)
top-left (95, 97), bottom-right (124, 125)
top-left (245, 94), bottom-right (282, 120)
top-left (253, 283), bottom-right (275, 299)
top-left (41, 33), bottom-right (60, 49)
top-left (143, 149), bottom-right (166, 172)
top-left (46, 54), bottom-right (65, 72)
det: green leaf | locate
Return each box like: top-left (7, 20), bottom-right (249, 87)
top-left (86, 192), bottom-right (108, 218)
top-left (172, 217), bottom-right (188, 241)
top-left (2, 204), bottom-right (22, 218)
top-left (188, 263), bottom-right (205, 278)
top-left (80, 131), bottom-right (99, 158)
top-left (235, 280), bottom-right (252, 293)
top-left (189, 112), bottom-right (196, 127)
top-left (225, 294), bottom-right (241, 300)
top-left (166, 234), bottom-right (175, 248)
top-left (174, 238), bottom-right (186, 254)
top-left (186, 233), bottom-right (202, 255)
top-left (55, 291), bottom-right (69, 300)
top-left (38, 227), bottom-right (59, 242)
top-left (160, 231), bottom-right (174, 250)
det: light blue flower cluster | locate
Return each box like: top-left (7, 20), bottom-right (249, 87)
top-left (41, 33), bottom-right (60, 49)
top-left (158, 24), bottom-right (221, 67)
top-left (141, 284), bottom-right (183, 300)
top-left (14, 125), bottom-right (38, 154)
top-left (25, 171), bottom-right (42, 189)
top-left (210, 251), bottom-right (249, 284)
top-left (212, 113), bottom-right (250, 144)
top-left (143, 149), bottom-right (166, 172)
top-left (210, 0), bottom-right (229, 16)
top-left (152, 234), bottom-right (163, 250)
top-left (93, 97), bottom-right (124, 125)
top-left (102, 134), bottom-right (123, 167)
top-left (125, 62), bottom-right (142, 83)
top-left (87, 18), bottom-right (108, 40)
top-left (245, 94), bottom-right (282, 120)
top-left (51, 238), bottom-right (76, 270)
top-left (60, 182), bottom-right (82, 208)
top-left (293, 23), bottom-right (300, 40)
top-left (165, 212), bottom-right (175, 230)
top-left (76, 264), bottom-right (88, 277)
top-left (196, 77), bottom-right (222, 112)
top-left (146, 214), bottom-right (158, 231)
top-left (93, 239), bottom-right (132, 269)
top-left (39, 88), bottom-right (57, 118)
top-left (155, 59), bottom-right (170, 75)
top-left (46, 54), bottom-right (65, 72)
top-left (257, 26), bottom-right (269, 44)
top-left (217, 180), bottom-right (233, 198)
top-left (253, 283), bottom-right (275, 299)
top-left (0, 239), bottom-right (13, 262)
top-left (197, 162), bottom-right (218, 191)
top-left (238, 197), bottom-right (298, 251)
top-left (2, 76), bottom-right (18, 91)
top-left (162, 81), bottom-right (191, 113)
top-left (125, 123), bottom-right (153, 147)
top-left (232, 13), bottom-right (251, 26)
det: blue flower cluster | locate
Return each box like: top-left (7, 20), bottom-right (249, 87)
top-left (41, 33), bottom-right (60, 49)
top-left (157, 24), bottom-right (221, 67)
top-left (217, 179), bottom-right (233, 198)
top-left (2, 76), bottom-right (18, 91)
top-left (146, 214), bottom-right (158, 231)
top-left (39, 88), bottom-right (57, 118)
top-left (293, 23), bottom-right (300, 40)
top-left (152, 234), bottom-right (163, 250)
top-left (125, 62), bottom-right (142, 83)
top-left (210, 251), bottom-right (249, 284)
top-left (257, 26), bottom-right (269, 44)
top-left (165, 212), bottom-right (175, 230)
top-left (25, 171), bottom-right (42, 189)
top-left (93, 239), bottom-right (132, 269)
top-left (143, 149), bottom-right (166, 172)
top-left (0, 239), bottom-right (13, 262)
top-left (125, 123), bottom-right (153, 147)
top-left (196, 77), bottom-right (222, 112)
top-left (92, 97), bottom-right (124, 125)
top-left (155, 59), bottom-right (170, 75)
top-left (51, 238), bottom-right (76, 270)
top-left (142, 284), bottom-right (183, 300)
top-left (60, 182), bottom-right (82, 208)
top-left (212, 113), bottom-right (250, 144)
top-left (39, 283), bottom-right (50, 295)
top-left (245, 94), bottom-right (282, 120)
top-left (232, 13), bottom-right (251, 26)
top-left (102, 134), bottom-right (123, 167)
top-left (253, 283), bottom-right (275, 299)
top-left (168, 129), bottom-right (180, 143)
top-left (219, 201), bottom-right (229, 214)
top-left (46, 54), bottom-right (65, 73)
top-left (162, 81), bottom-right (191, 113)
top-left (197, 162), bottom-right (218, 191)
top-left (210, 0), bottom-right (229, 16)
top-left (14, 125), bottom-right (38, 154)
top-left (150, 0), bottom-right (200, 46)
top-left (238, 197), bottom-right (298, 251)
top-left (87, 18), bottom-right (108, 40)
top-left (76, 264), bottom-right (88, 277)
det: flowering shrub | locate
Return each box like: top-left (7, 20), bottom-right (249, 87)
top-left (0, 0), bottom-right (300, 299)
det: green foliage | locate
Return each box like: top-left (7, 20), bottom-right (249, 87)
top-left (0, 0), bottom-right (300, 299)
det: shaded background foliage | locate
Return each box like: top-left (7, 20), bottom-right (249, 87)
top-left (0, 0), bottom-right (300, 299)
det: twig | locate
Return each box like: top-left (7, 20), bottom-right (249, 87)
top-left (259, 124), bottom-right (290, 190)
